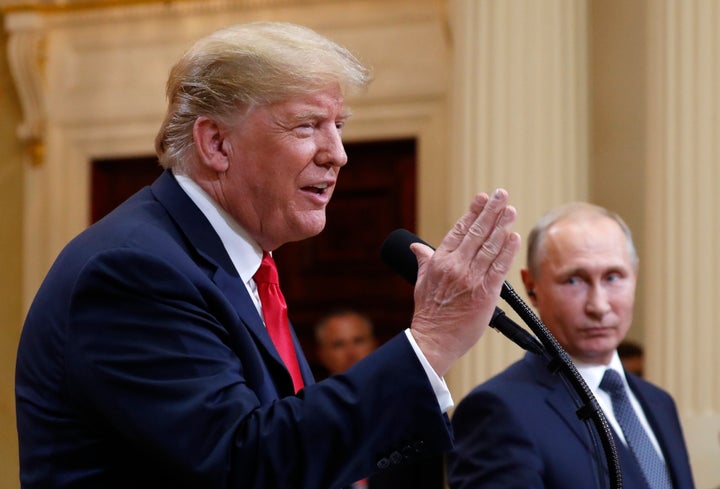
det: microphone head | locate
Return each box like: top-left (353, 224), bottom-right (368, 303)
top-left (380, 229), bottom-right (434, 285)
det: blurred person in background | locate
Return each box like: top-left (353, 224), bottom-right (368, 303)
top-left (618, 340), bottom-right (645, 377)
top-left (314, 309), bottom-right (378, 378)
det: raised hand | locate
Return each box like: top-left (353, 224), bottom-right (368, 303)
top-left (409, 189), bottom-right (521, 376)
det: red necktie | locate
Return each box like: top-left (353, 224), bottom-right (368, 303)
top-left (253, 252), bottom-right (304, 392)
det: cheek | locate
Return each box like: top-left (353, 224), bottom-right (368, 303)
top-left (609, 289), bottom-right (636, 314)
top-left (243, 142), bottom-right (299, 184)
top-left (279, 140), bottom-right (315, 168)
top-left (543, 297), bottom-right (586, 334)
top-left (612, 299), bottom-right (635, 336)
top-left (543, 290), bottom-right (583, 316)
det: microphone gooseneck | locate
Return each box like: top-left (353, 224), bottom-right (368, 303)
top-left (380, 228), bottom-right (623, 489)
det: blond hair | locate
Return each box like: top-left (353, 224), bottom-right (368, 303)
top-left (155, 22), bottom-right (372, 172)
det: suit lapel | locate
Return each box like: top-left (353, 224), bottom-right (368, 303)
top-left (626, 374), bottom-right (685, 485)
top-left (212, 265), bottom-right (298, 393)
top-left (523, 353), bottom-right (597, 450)
top-left (212, 266), bottom-right (276, 354)
top-left (150, 170), bottom-right (314, 391)
top-left (151, 170), bottom-right (236, 274)
top-left (212, 264), bottom-right (315, 391)
top-left (525, 352), bottom-right (629, 471)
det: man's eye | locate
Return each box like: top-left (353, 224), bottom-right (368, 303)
top-left (293, 125), bottom-right (314, 136)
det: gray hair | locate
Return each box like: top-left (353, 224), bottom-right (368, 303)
top-left (155, 21), bottom-right (372, 172)
top-left (526, 202), bottom-right (639, 277)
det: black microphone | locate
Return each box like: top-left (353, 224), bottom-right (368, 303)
top-left (380, 228), bottom-right (543, 355)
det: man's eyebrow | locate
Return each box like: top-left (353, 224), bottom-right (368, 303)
top-left (292, 108), bottom-right (352, 121)
top-left (557, 263), bottom-right (628, 278)
top-left (555, 266), bottom-right (587, 278)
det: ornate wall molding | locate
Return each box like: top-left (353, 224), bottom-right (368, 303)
top-left (446, 0), bottom-right (590, 394)
top-left (644, 1), bottom-right (720, 484)
top-left (0, 0), bottom-right (379, 14)
top-left (5, 12), bottom-right (46, 164)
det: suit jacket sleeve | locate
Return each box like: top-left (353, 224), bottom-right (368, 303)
top-left (63, 246), bottom-right (452, 489)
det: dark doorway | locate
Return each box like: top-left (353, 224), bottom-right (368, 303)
top-left (91, 157), bottom-right (164, 222)
top-left (91, 138), bottom-right (417, 378)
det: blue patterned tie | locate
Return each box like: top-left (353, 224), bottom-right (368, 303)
top-left (600, 369), bottom-right (673, 489)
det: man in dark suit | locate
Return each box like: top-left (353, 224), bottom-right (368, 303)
top-left (447, 202), bottom-right (695, 489)
top-left (15, 21), bottom-right (522, 489)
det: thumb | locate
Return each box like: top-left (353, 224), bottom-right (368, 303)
top-left (410, 242), bottom-right (434, 281)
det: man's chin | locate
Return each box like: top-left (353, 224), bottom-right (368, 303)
top-left (302, 214), bottom-right (327, 237)
top-left (285, 219), bottom-right (327, 244)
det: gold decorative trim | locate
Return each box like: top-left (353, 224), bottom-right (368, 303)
top-left (0, 0), bottom-right (367, 15)
top-left (1, 0), bottom-right (192, 14)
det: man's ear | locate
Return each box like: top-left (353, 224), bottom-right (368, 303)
top-left (193, 116), bottom-right (230, 173)
top-left (520, 268), bottom-right (538, 306)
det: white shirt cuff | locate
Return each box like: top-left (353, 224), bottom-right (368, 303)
top-left (404, 329), bottom-right (454, 413)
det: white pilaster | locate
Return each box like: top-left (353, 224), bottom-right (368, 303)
top-left (446, 0), bottom-right (590, 400)
top-left (645, 1), bottom-right (720, 486)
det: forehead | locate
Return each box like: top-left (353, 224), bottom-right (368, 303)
top-left (260, 86), bottom-right (349, 119)
top-left (541, 215), bottom-right (634, 271)
top-left (323, 315), bottom-right (370, 336)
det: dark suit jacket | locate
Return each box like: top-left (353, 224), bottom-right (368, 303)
top-left (16, 170), bottom-right (452, 489)
top-left (447, 351), bottom-right (695, 489)
top-left (367, 454), bottom-right (445, 489)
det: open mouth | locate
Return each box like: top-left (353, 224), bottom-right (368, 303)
top-left (304, 183), bottom-right (329, 195)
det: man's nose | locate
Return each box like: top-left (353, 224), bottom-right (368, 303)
top-left (585, 285), bottom-right (611, 317)
top-left (316, 126), bottom-right (347, 168)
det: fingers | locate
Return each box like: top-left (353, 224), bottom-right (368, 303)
top-left (438, 193), bottom-right (491, 254)
top-left (457, 189), bottom-right (511, 259)
top-left (486, 221), bottom-right (522, 285)
top-left (413, 188), bottom-right (518, 297)
top-left (408, 189), bottom-right (520, 377)
top-left (437, 190), bottom-right (511, 259)
top-left (474, 204), bottom-right (517, 267)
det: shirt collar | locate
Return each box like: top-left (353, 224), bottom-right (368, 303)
top-left (173, 172), bottom-right (263, 283)
top-left (573, 350), bottom-right (626, 394)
